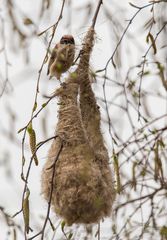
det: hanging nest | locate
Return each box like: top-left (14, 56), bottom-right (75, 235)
top-left (41, 27), bottom-right (115, 225)
top-left (79, 28), bottom-right (116, 216)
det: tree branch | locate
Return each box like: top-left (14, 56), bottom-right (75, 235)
top-left (91, 0), bottom-right (103, 29)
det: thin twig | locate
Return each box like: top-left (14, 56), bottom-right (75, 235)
top-left (0, 17), bottom-right (11, 97)
top-left (115, 187), bottom-right (162, 211)
top-left (28, 140), bottom-right (63, 240)
top-left (15, 2), bottom-right (66, 238)
top-left (138, 22), bottom-right (167, 120)
top-left (31, 0), bottom-right (66, 121)
top-left (91, 0), bottom-right (103, 29)
top-left (97, 1), bottom-right (164, 73)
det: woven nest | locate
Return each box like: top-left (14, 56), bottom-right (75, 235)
top-left (41, 28), bottom-right (115, 225)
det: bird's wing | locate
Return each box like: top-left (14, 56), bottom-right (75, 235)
top-left (47, 46), bottom-right (57, 75)
top-left (57, 45), bottom-right (69, 60)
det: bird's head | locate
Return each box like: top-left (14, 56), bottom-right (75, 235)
top-left (60, 35), bottom-right (75, 45)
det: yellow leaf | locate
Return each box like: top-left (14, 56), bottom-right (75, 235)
top-left (23, 18), bottom-right (33, 25)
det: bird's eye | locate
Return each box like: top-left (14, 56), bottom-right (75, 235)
top-left (61, 39), bottom-right (69, 44)
top-left (60, 37), bottom-right (75, 44)
top-left (69, 39), bottom-right (74, 44)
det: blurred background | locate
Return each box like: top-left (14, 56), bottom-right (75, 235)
top-left (0, 0), bottom-right (167, 239)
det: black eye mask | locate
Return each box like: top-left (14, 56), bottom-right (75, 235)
top-left (60, 38), bottom-right (75, 45)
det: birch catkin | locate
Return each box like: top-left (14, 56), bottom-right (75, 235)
top-left (27, 123), bottom-right (38, 165)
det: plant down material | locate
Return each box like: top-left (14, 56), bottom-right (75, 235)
top-left (41, 27), bottom-right (115, 225)
top-left (79, 28), bottom-right (116, 214)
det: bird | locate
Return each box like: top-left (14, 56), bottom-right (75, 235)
top-left (47, 35), bottom-right (75, 81)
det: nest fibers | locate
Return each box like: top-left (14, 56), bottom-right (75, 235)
top-left (41, 28), bottom-right (115, 225)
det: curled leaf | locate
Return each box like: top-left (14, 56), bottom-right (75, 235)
top-left (49, 218), bottom-right (55, 231)
top-left (68, 232), bottom-right (73, 239)
top-left (23, 18), bottom-right (33, 25)
top-left (156, 62), bottom-right (167, 91)
top-left (112, 58), bottom-right (116, 69)
top-left (61, 220), bottom-right (66, 232)
top-left (146, 33), bottom-right (157, 54)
